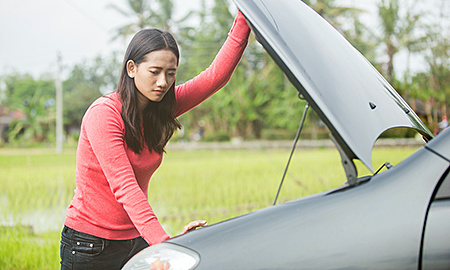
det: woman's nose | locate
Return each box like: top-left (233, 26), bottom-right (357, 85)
top-left (157, 74), bottom-right (168, 87)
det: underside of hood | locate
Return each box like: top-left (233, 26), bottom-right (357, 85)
top-left (233, 0), bottom-right (433, 174)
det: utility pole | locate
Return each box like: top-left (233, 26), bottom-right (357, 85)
top-left (56, 53), bottom-right (63, 154)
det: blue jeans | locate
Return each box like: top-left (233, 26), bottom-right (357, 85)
top-left (60, 226), bottom-right (149, 270)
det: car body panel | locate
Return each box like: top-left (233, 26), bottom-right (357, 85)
top-left (422, 169), bottom-right (450, 269)
top-left (422, 200), bottom-right (450, 269)
top-left (233, 0), bottom-right (433, 171)
top-left (167, 144), bottom-right (449, 269)
top-left (425, 128), bottom-right (450, 162)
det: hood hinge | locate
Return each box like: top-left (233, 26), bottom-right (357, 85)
top-left (330, 134), bottom-right (358, 186)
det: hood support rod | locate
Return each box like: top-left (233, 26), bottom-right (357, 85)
top-left (273, 103), bottom-right (310, 206)
top-left (330, 134), bottom-right (358, 186)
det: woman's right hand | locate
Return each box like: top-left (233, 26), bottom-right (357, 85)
top-left (180, 220), bottom-right (208, 235)
top-left (150, 258), bottom-right (170, 270)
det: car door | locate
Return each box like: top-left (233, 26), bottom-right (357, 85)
top-left (422, 168), bottom-right (450, 269)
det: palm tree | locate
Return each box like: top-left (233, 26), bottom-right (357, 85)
top-left (377, 0), bottom-right (422, 83)
top-left (8, 89), bottom-right (54, 142)
top-left (108, 0), bottom-right (153, 40)
top-left (303, 0), bottom-right (363, 32)
top-left (149, 0), bottom-right (174, 31)
top-left (108, 0), bottom-right (179, 40)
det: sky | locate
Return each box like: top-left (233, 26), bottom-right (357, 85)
top-left (0, 0), bottom-right (440, 80)
top-left (0, 0), bottom-right (201, 78)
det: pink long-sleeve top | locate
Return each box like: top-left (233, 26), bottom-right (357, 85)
top-left (64, 13), bottom-right (250, 246)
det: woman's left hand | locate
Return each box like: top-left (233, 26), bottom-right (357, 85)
top-left (181, 220), bottom-right (208, 235)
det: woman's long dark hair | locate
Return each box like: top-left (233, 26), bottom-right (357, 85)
top-left (116, 29), bottom-right (181, 154)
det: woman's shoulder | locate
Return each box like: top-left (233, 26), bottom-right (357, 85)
top-left (89, 92), bottom-right (122, 111)
top-left (83, 92), bottom-right (123, 122)
top-left (92, 92), bottom-right (121, 106)
top-left (80, 92), bottom-right (125, 133)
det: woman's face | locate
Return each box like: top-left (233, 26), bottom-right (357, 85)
top-left (127, 49), bottom-right (178, 107)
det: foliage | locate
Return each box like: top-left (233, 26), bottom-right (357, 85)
top-left (176, 0), bottom-right (309, 140)
top-left (376, 0), bottom-right (423, 83)
top-left (63, 54), bottom-right (121, 132)
top-left (1, 0), bottom-right (450, 145)
top-left (175, 0), bottom-right (236, 138)
top-left (408, 24), bottom-right (450, 126)
top-left (303, 0), bottom-right (364, 33)
top-left (108, 0), bottom-right (192, 36)
top-left (108, 0), bottom-right (154, 39)
top-left (339, 8), bottom-right (379, 64)
top-left (1, 74), bottom-right (56, 143)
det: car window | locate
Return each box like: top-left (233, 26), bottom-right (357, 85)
top-left (435, 168), bottom-right (450, 200)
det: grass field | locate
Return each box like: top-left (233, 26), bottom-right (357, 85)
top-left (0, 146), bottom-right (420, 269)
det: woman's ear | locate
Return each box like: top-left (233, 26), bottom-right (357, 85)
top-left (126, 60), bottom-right (136, 78)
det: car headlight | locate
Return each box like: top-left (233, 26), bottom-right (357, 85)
top-left (122, 242), bottom-right (200, 270)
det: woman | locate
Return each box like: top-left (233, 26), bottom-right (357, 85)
top-left (60, 11), bottom-right (250, 270)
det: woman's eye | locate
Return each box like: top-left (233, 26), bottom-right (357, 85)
top-left (150, 70), bottom-right (159, 75)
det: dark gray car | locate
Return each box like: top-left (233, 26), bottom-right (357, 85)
top-left (122, 0), bottom-right (450, 269)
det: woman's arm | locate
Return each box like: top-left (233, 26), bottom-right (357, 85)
top-left (83, 102), bottom-right (170, 245)
top-left (174, 11), bottom-right (251, 117)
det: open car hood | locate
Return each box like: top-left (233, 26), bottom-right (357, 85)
top-left (233, 0), bottom-right (433, 173)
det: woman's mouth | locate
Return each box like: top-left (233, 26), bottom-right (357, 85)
top-left (153, 90), bottom-right (165, 95)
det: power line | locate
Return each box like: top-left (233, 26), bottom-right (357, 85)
top-left (62, 0), bottom-right (109, 33)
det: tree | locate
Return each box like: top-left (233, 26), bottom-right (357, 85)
top-left (108, 0), bottom-right (153, 39)
top-left (303, 0), bottom-right (363, 32)
top-left (397, 0), bottom-right (450, 129)
top-left (2, 74), bottom-right (54, 107)
top-left (340, 10), bottom-right (379, 65)
top-left (7, 89), bottom-right (55, 142)
top-left (175, 0), bottom-right (236, 139)
top-left (416, 25), bottom-right (450, 127)
top-left (377, 0), bottom-right (422, 84)
top-left (63, 54), bottom-right (121, 135)
top-left (109, 0), bottom-right (191, 40)
top-left (2, 74), bottom-right (56, 142)
top-left (149, 0), bottom-right (175, 31)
